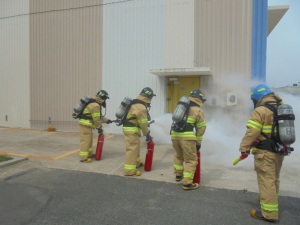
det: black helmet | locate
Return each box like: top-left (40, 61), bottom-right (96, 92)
top-left (96, 90), bottom-right (109, 100)
top-left (190, 89), bottom-right (206, 103)
top-left (140, 87), bottom-right (156, 99)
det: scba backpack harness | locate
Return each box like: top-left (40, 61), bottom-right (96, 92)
top-left (116, 99), bottom-right (151, 127)
top-left (256, 101), bottom-right (296, 156)
top-left (72, 96), bottom-right (103, 120)
top-left (171, 97), bottom-right (200, 133)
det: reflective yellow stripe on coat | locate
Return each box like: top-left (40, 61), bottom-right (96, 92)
top-left (171, 131), bottom-right (196, 138)
top-left (138, 119), bottom-right (148, 124)
top-left (197, 121), bottom-right (206, 128)
top-left (79, 119), bottom-right (95, 128)
top-left (122, 127), bottom-right (140, 132)
top-left (247, 120), bottom-right (262, 131)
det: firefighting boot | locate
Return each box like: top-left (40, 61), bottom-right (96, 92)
top-left (80, 158), bottom-right (92, 163)
top-left (137, 162), bottom-right (145, 168)
top-left (250, 210), bottom-right (275, 222)
top-left (132, 171), bottom-right (141, 176)
top-left (125, 171), bottom-right (141, 176)
top-left (176, 176), bottom-right (182, 182)
top-left (89, 154), bottom-right (95, 158)
top-left (183, 183), bottom-right (199, 190)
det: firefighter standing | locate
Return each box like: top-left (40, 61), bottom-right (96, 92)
top-left (238, 84), bottom-right (284, 222)
top-left (171, 89), bottom-right (206, 190)
top-left (79, 90), bottom-right (112, 163)
top-left (123, 87), bottom-right (155, 176)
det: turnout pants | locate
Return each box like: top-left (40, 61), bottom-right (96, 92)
top-left (79, 125), bottom-right (94, 161)
top-left (123, 132), bottom-right (142, 175)
top-left (172, 139), bottom-right (197, 185)
top-left (254, 149), bottom-right (284, 220)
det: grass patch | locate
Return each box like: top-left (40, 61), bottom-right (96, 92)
top-left (0, 155), bottom-right (13, 162)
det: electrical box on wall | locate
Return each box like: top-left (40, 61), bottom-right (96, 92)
top-left (227, 93), bottom-right (237, 106)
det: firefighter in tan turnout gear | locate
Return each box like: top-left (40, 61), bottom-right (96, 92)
top-left (123, 87), bottom-right (155, 176)
top-left (238, 84), bottom-right (287, 222)
top-left (171, 89), bottom-right (206, 190)
top-left (78, 90), bottom-right (112, 163)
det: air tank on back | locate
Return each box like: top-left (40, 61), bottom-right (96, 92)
top-left (74, 95), bottom-right (91, 113)
top-left (116, 97), bottom-right (132, 119)
top-left (278, 104), bottom-right (296, 146)
top-left (172, 96), bottom-right (190, 123)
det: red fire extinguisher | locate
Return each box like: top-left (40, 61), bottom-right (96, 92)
top-left (144, 140), bottom-right (155, 171)
top-left (193, 149), bottom-right (201, 183)
top-left (95, 133), bottom-right (104, 160)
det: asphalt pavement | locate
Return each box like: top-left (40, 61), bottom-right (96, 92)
top-left (1, 168), bottom-right (299, 225)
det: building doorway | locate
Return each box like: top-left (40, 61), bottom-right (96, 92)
top-left (167, 76), bottom-right (202, 113)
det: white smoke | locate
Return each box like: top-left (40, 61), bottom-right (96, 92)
top-left (150, 74), bottom-right (300, 170)
top-left (150, 113), bottom-right (173, 145)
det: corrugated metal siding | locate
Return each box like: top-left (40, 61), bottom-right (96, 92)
top-left (194, 0), bottom-right (254, 121)
top-left (30, 0), bottom-right (103, 131)
top-left (194, 0), bottom-right (253, 85)
top-left (166, 0), bottom-right (194, 68)
top-left (0, 0), bottom-right (30, 128)
top-left (102, 0), bottom-right (166, 134)
top-left (251, 0), bottom-right (268, 83)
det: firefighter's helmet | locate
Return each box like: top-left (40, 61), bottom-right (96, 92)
top-left (140, 87), bottom-right (156, 99)
top-left (190, 89), bottom-right (206, 102)
top-left (96, 90), bottom-right (110, 100)
top-left (251, 84), bottom-right (273, 101)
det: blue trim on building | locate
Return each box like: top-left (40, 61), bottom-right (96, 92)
top-left (251, 0), bottom-right (268, 84)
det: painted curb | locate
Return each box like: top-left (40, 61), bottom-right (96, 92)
top-left (0, 156), bottom-right (27, 169)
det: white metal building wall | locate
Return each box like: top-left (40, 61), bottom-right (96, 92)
top-left (0, 0), bottom-right (30, 128)
top-left (102, 0), bottom-right (166, 134)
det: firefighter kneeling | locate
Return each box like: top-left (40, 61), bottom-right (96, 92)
top-left (171, 89), bottom-right (206, 190)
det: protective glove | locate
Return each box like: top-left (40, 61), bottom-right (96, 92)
top-left (106, 120), bottom-right (112, 124)
top-left (232, 151), bottom-right (249, 165)
top-left (146, 131), bottom-right (152, 143)
top-left (97, 128), bottom-right (103, 134)
top-left (196, 145), bottom-right (201, 151)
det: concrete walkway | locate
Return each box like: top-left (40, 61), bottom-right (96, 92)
top-left (1, 128), bottom-right (300, 198)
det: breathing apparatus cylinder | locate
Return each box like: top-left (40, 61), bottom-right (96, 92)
top-left (277, 104), bottom-right (296, 147)
top-left (115, 97), bottom-right (132, 119)
top-left (172, 96), bottom-right (190, 123)
top-left (74, 95), bottom-right (91, 113)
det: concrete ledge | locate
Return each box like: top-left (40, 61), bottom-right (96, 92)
top-left (0, 156), bottom-right (26, 169)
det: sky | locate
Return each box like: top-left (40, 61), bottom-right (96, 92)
top-left (267, 0), bottom-right (300, 88)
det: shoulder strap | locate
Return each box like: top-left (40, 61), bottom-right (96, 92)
top-left (77, 99), bottom-right (100, 119)
top-left (130, 99), bottom-right (147, 109)
top-left (189, 101), bottom-right (200, 108)
top-left (259, 101), bottom-right (282, 145)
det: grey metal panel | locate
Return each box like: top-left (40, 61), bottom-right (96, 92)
top-left (166, 0), bottom-right (194, 68)
top-left (30, 0), bottom-right (103, 131)
top-left (102, 0), bottom-right (166, 134)
top-left (194, 0), bottom-right (253, 121)
top-left (0, 0), bottom-right (30, 128)
top-left (194, 0), bottom-right (253, 86)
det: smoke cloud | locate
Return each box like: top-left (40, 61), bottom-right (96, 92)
top-left (150, 75), bottom-right (299, 170)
